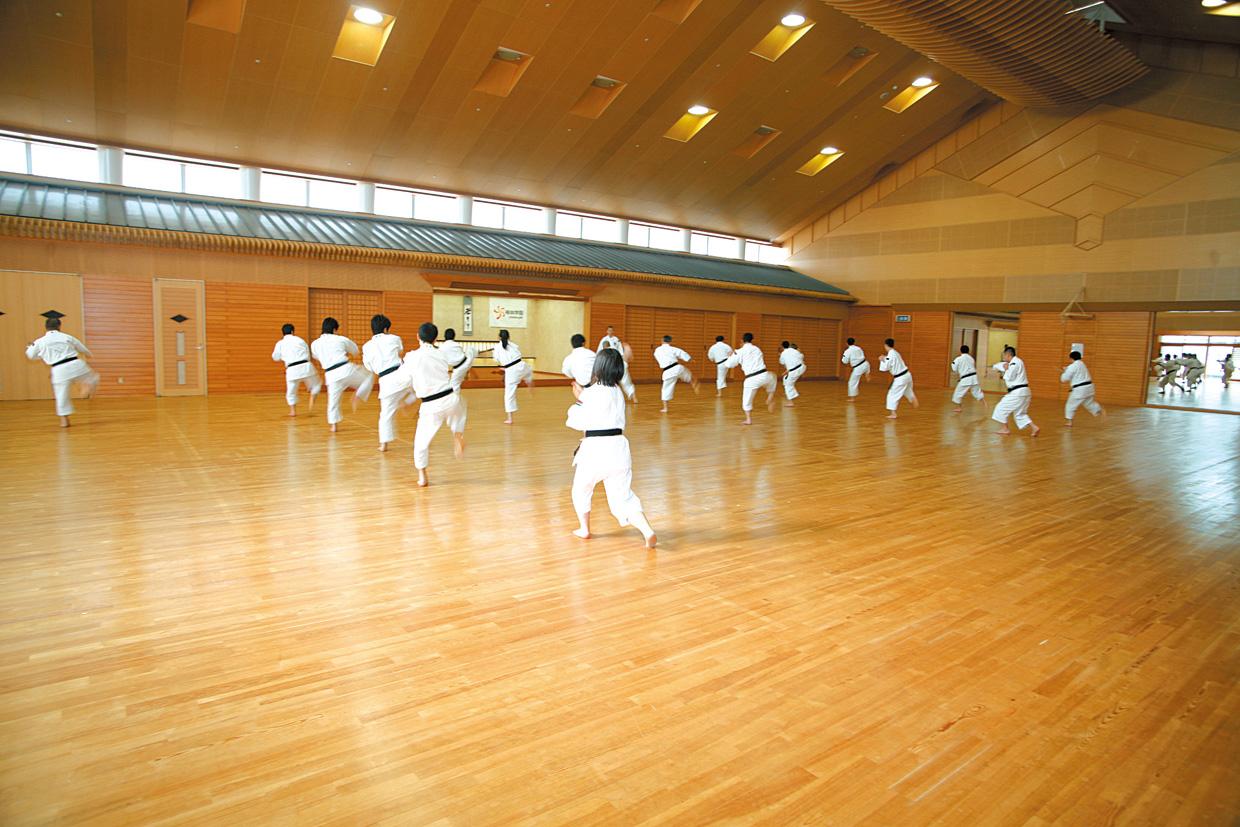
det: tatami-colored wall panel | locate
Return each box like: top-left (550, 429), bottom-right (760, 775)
top-left (82, 274), bottom-right (155, 397)
top-left (205, 282), bottom-right (309, 394)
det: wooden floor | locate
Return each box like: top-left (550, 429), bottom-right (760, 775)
top-left (2, 381), bottom-right (1238, 825)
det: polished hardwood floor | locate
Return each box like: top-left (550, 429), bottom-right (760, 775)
top-left (2, 381), bottom-right (1238, 825)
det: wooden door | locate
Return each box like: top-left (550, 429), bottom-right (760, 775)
top-left (0, 270), bottom-right (84, 400)
top-left (154, 278), bottom-right (207, 396)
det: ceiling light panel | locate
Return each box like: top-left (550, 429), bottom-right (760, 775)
top-left (796, 148), bottom-right (844, 176)
top-left (664, 106), bottom-right (718, 142)
top-left (332, 5), bottom-right (396, 66)
top-left (751, 14), bottom-right (815, 62)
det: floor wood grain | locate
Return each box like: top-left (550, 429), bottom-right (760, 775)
top-left (1, 381), bottom-right (1238, 825)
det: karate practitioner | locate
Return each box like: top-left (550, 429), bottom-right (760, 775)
top-left (361, 314), bottom-right (406, 452)
top-left (653, 334), bottom-right (698, 413)
top-left (878, 338), bottom-right (918, 420)
top-left (272, 323), bottom-right (321, 417)
top-left (1182, 354), bottom-right (1205, 390)
top-left (1220, 353), bottom-right (1235, 386)
top-left (598, 326), bottom-right (622, 353)
top-left (950, 344), bottom-right (986, 413)
top-left (1155, 355), bottom-right (1185, 394)
top-left (491, 329), bottom-right (535, 425)
top-left (566, 347), bottom-right (657, 548)
top-left (1060, 350), bottom-right (1105, 427)
top-left (991, 345), bottom-right (1040, 437)
top-left (779, 340), bottom-right (806, 407)
top-left (707, 335), bottom-right (734, 396)
top-left (438, 328), bottom-right (476, 392)
top-left (25, 316), bottom-right (100, 428)
top-left (561, 333), bottom-right (597, 390)
top-left (721, 332), bottom-right (777, 425)
top-left (841, 338), bottom-right (870, 401)
top-left (310, 317), bottom-right (373, 433)
top-left (396, 322), bottom-right (467, 487)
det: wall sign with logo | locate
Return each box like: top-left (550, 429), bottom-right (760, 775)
top-left (489, 297), bottom-right (528, 328)
top-left (895, 314), bottom-right (911, 323)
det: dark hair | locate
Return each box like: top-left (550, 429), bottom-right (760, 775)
top-left (444, 328), bottom-right (456, 340)
top-left (781, 340), bottom-right (790, 349)
top-left (371, 314), bottom-right (390, 335)
top-left (743, 332), bottom-right (754, 342)
top-left (960, 344), bottom-right (970, 354)
top-left (1004, 345), bottom-right (1017, 356)
top-left (715, 335), bottom-right (724, 342)
top-left (606, 325), bottom-right (615, 331)
top-left (791, 342), bottom-right (798, 349)
top-left (884, 338), bottom-right (895, 347)
top-left (498, 329), bottom-right (510, 344)
top-left (282, 323), bottom-right (295, 335)
top-left (846, 337), bottom-right (855, 345)
top-left (418, 322), bottom-right (438, 343)
top-left (321, 317), bottom-right (339, 334)
top-left (571, 333), bottom-right (586, 348)
top-left (662, 335), bottom-right (672, 342)
top-left (1069, 351), bottom-right (1082, 360)
top-left (45, 317), bottom-right (61, 330)
top-left (592, 347), bottom-right (625, 387)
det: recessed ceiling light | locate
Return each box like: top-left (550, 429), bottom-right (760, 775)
top-left (781, 13), bottom-right (806, 26)
top-left (353, 7), bottom-right (384, 25)
top-left (911, 76), bottom-right (935, 87)
top-left (820, 146), bottom-right (839, 154)
top-left (1201, 0), bottom-right (1226, 6)
top-left (688, 104), bottom-right (711, 115)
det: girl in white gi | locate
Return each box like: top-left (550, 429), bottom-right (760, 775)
top-left (310, 317), bottom-right (373, 433)
top-left (779, 340), bottom-right (806, 407)
top-left (489, 329), bottom-right (535, 424)
top-left (878, 338), bottom-right (918, 419)
top-left (361, 314), bottom-right (406, 452)
top-left (566, 348), bottom-right (657, 548)
top-left (272, 323), bottom-right (322, 417)
top-left (707, 335), bottom-right (734, 396)
top-left (598, 326), bottom-right (622, 352)
top-left (950, 344), bottom-right (986, 413)
top-left (397, 322), bottom-right (467, 487)
top-left (1060, 350), bottom-right (1105, 427)
top-left (991, 345), bottom-right (1040, 437)
top-left (721, 332), bottom-right (777, 425)
top-left (438, 328), bottom-right (476, 392)
top-left (653, 334), bottom-right (699, 413)
top-left (25, 316), bottom-right (100, 428)
top-left (841, 338), bottom-right (870, 401)
top-left (561, 333), bottom-right (597, 391)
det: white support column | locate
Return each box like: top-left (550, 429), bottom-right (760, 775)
top-left (679, 228), bottom-right (691, 252)
top-left (457, 195), bottom-right (473, 225)
top-left (98, 146), bottom-right (123, 185)
top-left (241, 166), bottom-right (261, 201)
top-left (732, 237), bottom-right (745, 259)
top-left (543, 206), bottom-right (556, 234)
top-left (358, 181), bottom-right (376, 213)
top-left (617, 218), bottom-right (630, 245)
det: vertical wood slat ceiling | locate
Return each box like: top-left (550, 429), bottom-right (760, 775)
top-left (0, 0), bottom-right (999, 240)
top-left (820, 0), bottom-right (1148, 108)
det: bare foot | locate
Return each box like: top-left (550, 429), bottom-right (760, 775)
top-left (644, 532), bottom-right (657, 549)
top-left (953, 407), bottom-right (963, 414)
top-left (1100, 407), bottom-right (1108, 419)
top-left (504, 418), bottom-right (513, 425)
top-left (379, 442), bottom-right (388, 452)
top-left (660, 407), bottom-right (668, 414)
top-left (742, 418), bottom-right (753, 426)
top-left (911, 397), bottom-right (920, 409)
top-left (417, 472), bottom-right (429, 487)
top-left (572, 528), bottom-right (590, 539)
top-left (995, 428), bottom-right (1011, 435)
top-left (1064, 420), bottom-right (1073, 428)
top-left (847, 397), bottom-right (856, 403)
top-left (691, 380), bottom-right (700, 395)
top-left (766, 395), bottom-right (776, 413)
top-left (330, 423), bottom-right (337, 433)
top-left (453, 432), bottom-right (465, 459)
top-left (60, 417), bottom-right (71, 428)
top-left (1030, 424), bottom-right (1040, 438)
top-left (288, 409), bottom-right (297, 418)
top-left (885, 414), bottom-right (897, 420)
top-left (308, 393), bottom-right (317, 412)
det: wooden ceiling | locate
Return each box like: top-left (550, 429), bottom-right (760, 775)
top-left (0, 0), bottom-right (996, 240)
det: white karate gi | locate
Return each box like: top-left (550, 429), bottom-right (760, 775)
top-left (272, 334), bottom-right (322, 406)
top-left (561, 346), bottom-right (597, 387)
top-left (654, 343), bottom-right (692, 401)
top-left (619, 343), bottom-right (636, 401)
top-left (439, 338), bottom-right (476, 392)
top-left (779, 347), bottom-right (806, 400)
top-left (1157, 358), bottom-right (1185, 391)
top-left (1183, 357), bottom-right (1205, 388)
top-left (311, 333), bottom-right (373, 426)
top-left (951, 353), bottom-right (984, 404)
top-left (493, 340), bottom-right (533, 413)
top-left (707, 341), bottom-right (734, 390)
top-left (879, 348), bottom-right (915, 412)
top-left (26, 330), bottom-right (100, 416)
top-left (1061, 360), bottom-right (1102, 420)
top-left (566, 384), bottom-right (643, 525)
top-left (991, 356), bottom-right (1034, 430)
top-left (1222, 355), bottom-right (1235, 384)
top-left (400, 344), bottom-right (466, 470)
top-left (362, 332), bottom-right (406, 444)
top-left (722, 342), bottom-right (777, 411)
top-left (598, 334), bottom-right (622, 352)
top-left (841, 344), bottom-right (869, 397)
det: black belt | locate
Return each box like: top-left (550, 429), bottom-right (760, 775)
top-left (420, 388), bottom-right (452, 403)
top-left (325, 360), bottom-right (349, 373)
top-left (1072, 381), bottom-right (1093, 389)
top-left (661, 363), bottom-right (679, 373)
top-left (51, 356), bottom-right (79, 367)
top-left (378, 364), bottom-right (400, 377)
top-left (745, 368), bottom-right (767, 378)
top-left (892, 369), bottom-right (908, 379)
top-left (851, 360), bottom-right (868, 368)
top-left (788, 364), bottom-right (804, 373)
top-left (1006, 383), bottom-right (1028, 393)
top-left (958, 372), bottom-right (976, 380)
top-left (714, 359), bottom-right (728, 365)
top-left (287, 359), bottom-right (308, 368)
top-left (500, 358), bottom-right (522, 369)
top-left (585, 428), bottom-right (622, 437)
top-left (452, 356), bottom-right (468, 370)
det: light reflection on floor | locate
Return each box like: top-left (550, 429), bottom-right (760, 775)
top-left (1146, 377), bottom-right (1240, 413)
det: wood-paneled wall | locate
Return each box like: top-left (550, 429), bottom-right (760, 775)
top-left (205, 283), bottom-right (309, 394)
top-left (844, 307), bottom-right (894, 377)
top-left (761, 315), bottom-right (842, 379)
top-left (898, 310), bottom-right (952, 390)
top-left (1018, 311), bottom-right (1154, 406)
top-left (381, 291), bottom-right (434, 344)
top-left (589, 302), bottom-right (626, 348)
top-left (82, 275), bottom-right (155, 397)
